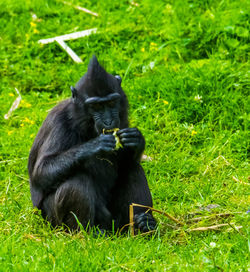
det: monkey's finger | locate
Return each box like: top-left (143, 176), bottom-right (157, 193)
top-left (101, 144), bottom-right (116, 151)
top-left (117, 127), bottom-right (138, 133)
top-left (102, 140), bottom-right (116, 146)
top-left (135, 213), bottom-right (152, 223)
top-left (120, 141), bottom-right (140, 148)
top-left (117, 128), bottom-right (139, 136)
top-left (120, 138), bottom-right (139, 144)
top-left (134, 213), bottom-right (146, 221)
top-left (117, 128), bottom-right (139, 134)
top-left (121, 143), bottom-right (139, 148)
top-left (104, 142), bottom-right (116, 148)
top-left (101, 134), bottom-right (116, 141)
top-left (118, 132), bottom-right (141, 139)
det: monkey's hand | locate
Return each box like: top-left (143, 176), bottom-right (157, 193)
top-left (92, 134), bottom-right (116, 154)
top-left (117, 128), bottom-right (145, 158)
top-left (103, 128), bottom-right (123, 150)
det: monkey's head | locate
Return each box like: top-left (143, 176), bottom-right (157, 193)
top-left (71, 55), bottom-right (128, 135)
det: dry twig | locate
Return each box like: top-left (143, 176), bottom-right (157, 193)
top-left (4, 88), bottom-right (22, 119)
top-left (187, 212), bottom-right (239, 223)
top-left (232, 176), bottom-right (249, 186)
top-left (188, 223), bottom-right (230, 232)
top-left (203, 155), bottom-right (235, 175)
top-left (62, 1), bottom-right (98, 17)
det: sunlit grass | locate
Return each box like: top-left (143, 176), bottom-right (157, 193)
top-left (0, 0), bottom-right (249, 271)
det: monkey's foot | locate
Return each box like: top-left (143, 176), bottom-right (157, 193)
top-left (134, 213), bottom-right (156, 233)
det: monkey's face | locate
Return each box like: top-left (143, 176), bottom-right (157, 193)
top-left (71, 55), bottom-right (126, 135)
top-left (85, 93), bottom-right (121, 135)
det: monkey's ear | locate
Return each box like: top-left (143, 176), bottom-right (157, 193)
top-left (115, 75), bottom-right (122, 85)
top-left (70, 86), bottom-right (77, 99)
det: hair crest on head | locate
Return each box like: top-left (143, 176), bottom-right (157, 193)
top-left (75, 55), bottom-right (118, 97)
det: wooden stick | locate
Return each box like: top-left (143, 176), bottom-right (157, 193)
top-left (131, 203), bottom-right (184, 226)
top-left (38, 28), bottom-right (97, 63)
top-left (56, 39), bottom-right (82, 63)
top-left (118, 223), bottom-right (132, 234)
top-left (38, 28), bottom-right (97, 44)
top-left (129, 204), bottom-right (135, 236)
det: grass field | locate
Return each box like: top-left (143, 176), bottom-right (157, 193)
top-left (0, 0), bottom-right (249, 271)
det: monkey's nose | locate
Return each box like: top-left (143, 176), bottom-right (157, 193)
top-left (103, 119), bottom-right (112, 127)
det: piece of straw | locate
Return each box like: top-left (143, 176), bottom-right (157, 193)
top-left (187, 212), bottom-right (238, 223)
top-left (62, 1), bottom-right (98, 17)
top-left (4, 88), bottom-right (22, 119)
top-left (188, 223), bottom-right (230, 232)
top-left (232, 176), bottom-right (250, 186)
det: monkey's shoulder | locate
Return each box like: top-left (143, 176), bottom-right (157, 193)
top-left (44, 99), bottom-right (73, 124)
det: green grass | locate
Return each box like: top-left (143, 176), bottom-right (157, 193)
top-left (0, 0), bottom-right (249, 271)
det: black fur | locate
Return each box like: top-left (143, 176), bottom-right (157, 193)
top-left (28, 56), bottom-right (156, 233)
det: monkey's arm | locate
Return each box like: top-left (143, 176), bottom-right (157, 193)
top-left (30, 133), bottom-right (115, 194)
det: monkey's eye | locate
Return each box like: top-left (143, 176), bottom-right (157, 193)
top-left (91, 103), bottom-right (103, 111)
top-left (107, 100), bottom-right (116, 108)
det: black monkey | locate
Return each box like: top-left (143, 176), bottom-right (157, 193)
top-left (28, 55), bottom-right (156, 233)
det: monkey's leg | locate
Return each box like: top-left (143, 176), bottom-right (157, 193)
top-left (111, 164), bottom-right (156, 232)
top-left (41, 175), bottom-right (96, 231)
